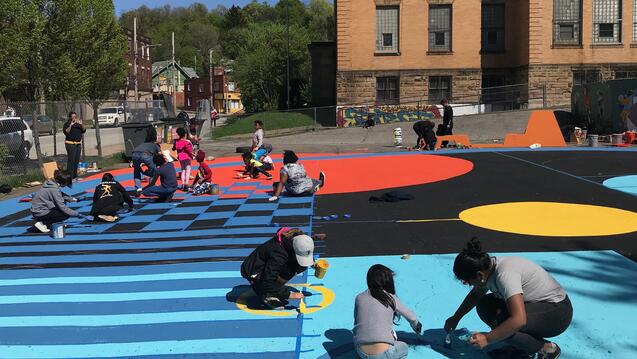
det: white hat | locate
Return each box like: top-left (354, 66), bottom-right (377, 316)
top-left (292, 234), bottom-right (314, 267)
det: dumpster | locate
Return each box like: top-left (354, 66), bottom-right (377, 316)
top-left (121, 122), bottom-right (162, 158)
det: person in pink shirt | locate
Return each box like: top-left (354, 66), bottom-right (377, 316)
top-left (173, 127), bottom-right (195, 191)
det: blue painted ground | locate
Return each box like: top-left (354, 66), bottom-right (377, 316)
top-left (302, 252), bottom-right (637, 359)
top-left (603, 175), bottom-right (637, 196)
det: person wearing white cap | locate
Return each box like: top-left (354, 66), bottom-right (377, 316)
top-left (241, 228), bottom-right (315, 309)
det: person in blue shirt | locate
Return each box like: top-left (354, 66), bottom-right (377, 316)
top-left (142, 154), bottom-right (178, 202)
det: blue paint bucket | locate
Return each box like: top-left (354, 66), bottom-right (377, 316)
top-left (344, 214), bottom-right (351, 219)
top-left (52, 223), bottom-right (65, 239)
top-left (330, 214), bottom-right (338, 219)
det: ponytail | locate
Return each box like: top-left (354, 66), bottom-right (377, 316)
top-left (453, 237), bottom-right (491, 282)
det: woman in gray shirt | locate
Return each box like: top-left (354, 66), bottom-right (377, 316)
top-left (354, 264), bottom-right (422, 358)
top-left (444, 239), bottom-right (572, 359)
top-left (269, 150), bottom-right (325, 202)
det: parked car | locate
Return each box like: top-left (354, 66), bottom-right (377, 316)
top-left (22, 114), bottom-right (54, 135)
top-left (0, 116), bottom-right (33, 161)
top-left (97, 106), bottom-right (131, 127)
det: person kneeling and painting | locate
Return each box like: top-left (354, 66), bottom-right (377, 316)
top-left (31, 170), bottom-right (80, 233)
top-left (241, 228), bottom-right (314, 309)
top-left (354, 264), bottom-right (422, 359)
top-left (90, 173), bottom-right (134, 222)
top-left (445, 238), bottom-right (572, 359)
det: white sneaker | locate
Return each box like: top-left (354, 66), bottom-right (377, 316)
top-left (98, 215), bottom-right (118, 222)
top-left (34, 221), bottom-right (50, 233)
top-left (319, 171), bottom-right (326, 188)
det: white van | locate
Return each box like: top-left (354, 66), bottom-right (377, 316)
top-left (0, 117), bottom-right (34, 161)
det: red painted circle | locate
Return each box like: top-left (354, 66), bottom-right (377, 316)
top-left (85, 154), bottom-right (472, 195)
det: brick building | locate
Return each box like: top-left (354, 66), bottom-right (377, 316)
top-left (336, 0), bottom-right (637, 107)
top-left (123, 28), bottom-right (152, 101)
top-left (184, 67), bottom-right (243, 114)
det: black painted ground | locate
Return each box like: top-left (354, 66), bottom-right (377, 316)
top-left (313, 151), bottom-right (637, 261)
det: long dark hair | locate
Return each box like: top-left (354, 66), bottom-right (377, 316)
top-left (101, 173), bottom-right (115, 182)
top-left (453, 237), bottom-right (491, 282)
top-left (367, 264), bottom-right (401, 322)
top-left (283, 150), bottom-right (298, 165)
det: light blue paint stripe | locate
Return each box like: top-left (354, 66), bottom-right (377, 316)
top-left (0, 271), bottom-right (239, 287)
top-left (0, 237), bottom-right (269, 254)
top-left (0, 310), bottom-right (273, 327)
top-left (603, 175), bottom-right (637, 196)
top-left (0, 337), bottom-right (296, 358)
top-left (0, 226), bottom-right (300, 243)
top-left (0, 247), bottom-right (253, 265)
top-left (0, 288), bottom-right (229, 304)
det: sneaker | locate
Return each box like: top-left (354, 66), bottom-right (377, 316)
top-left (263, 297), bottom-right (285, 310)
top-left (319, 171), bottom-right (326, 188)
top-left (34, 221), bottom-right (50, 233)
top-left (97, 215), bottom-right (117, 223)
top-left (135, 188), bottom-right (142, 197)
top-left (537, 343), bottom-right (561, 359)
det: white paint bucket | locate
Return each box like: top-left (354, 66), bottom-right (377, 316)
top-left (393, 128), bottom-right (403, 146)
top-left (588, 134), bottom-right (599, 147)
top-left (52, 223), bottom-right (65, 239)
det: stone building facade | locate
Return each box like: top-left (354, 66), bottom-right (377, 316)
top-left (336, 0), bottom-right (637, 107)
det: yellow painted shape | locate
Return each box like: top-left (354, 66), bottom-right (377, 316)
top-left (236, 284), bottom-right (335, 317)
top-left (459, 202), bottom-right (637, 237)
top-left (398, 218), bottom-right (461, 223)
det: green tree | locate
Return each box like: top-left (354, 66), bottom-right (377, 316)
top-left (307, 0), bottom-right (335, 41)
top-left (233, 22), bottom-right (310, 112)
top-left (0, 1), bottom-right (29, 96)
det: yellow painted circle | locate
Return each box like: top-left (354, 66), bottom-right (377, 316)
top-left (236, 284), bottom-right (335, 317)
top-left (459, 202), bottom-right (637, 237)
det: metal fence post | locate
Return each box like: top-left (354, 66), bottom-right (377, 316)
top-left (314, 107), bottom-right (317, 130)
top-left (542, 83), bottom-right (547, 109)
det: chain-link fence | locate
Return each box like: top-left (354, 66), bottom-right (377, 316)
top-left (0, 99), bottom-right (175, 188)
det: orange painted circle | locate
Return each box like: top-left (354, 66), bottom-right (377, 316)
top-left (86, 153), bottom-right (473, 195)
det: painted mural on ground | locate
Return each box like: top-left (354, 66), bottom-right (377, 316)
top-left (337, 105), bottom-right (442, 128)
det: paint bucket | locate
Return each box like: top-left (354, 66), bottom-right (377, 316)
top-left (624, 131), bottom-right (636, 144)
top-left (393, 128), bottom-right (403, 146)
top-left (588, 134), bottom-right (599, 147)
top-left (611, 134), bottom-right (624, 145)
top-left (52, 223), bottom-right (65, 239)
top-left (314, 259), bottom-right (330, 279)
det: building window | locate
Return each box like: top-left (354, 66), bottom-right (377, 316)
top-left (186, 83), bottom-right (191, 92)
top-left (376, 7), bottom-right (399, 53)
top-left (634, 0), bottom-right (637, 42)
top-left (187, 97), bottom-right (192, 107)
top-left (553, 0), bottom-right (582, 45)
top-left (214, 82), bottom-right (220, 92)
top-left (482, 4), bottom-right (505, 52)
top-left (428, 5), bottom-right (452, 52)
top-left (376, 77), bottom-right (399, 104)
top-left (429, 76), bottom-right (451, 103)
top-left (615, 70), bottom-right (637, 79)
top-left (593, 0), bottom-right (621, 43)
top-left (198, 83), bottom-right (204, 93)
top-left (573, 70), bottom-right (600, 86)
top-left (228, 82), bottom-right (236, 92)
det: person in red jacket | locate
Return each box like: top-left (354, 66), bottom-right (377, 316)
top-left (191, 150), bottom-right (215, 195)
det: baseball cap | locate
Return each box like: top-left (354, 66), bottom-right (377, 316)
top-left (292, 234), bottom-right (314, 267)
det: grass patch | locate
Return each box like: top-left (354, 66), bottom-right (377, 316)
top-left (0, 169), bottom-right (44, 189)
top-left (84, 151), bottom-right (128, 170)
top-left (212, 111), bottom-right (314, 139)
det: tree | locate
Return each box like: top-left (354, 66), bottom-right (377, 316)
top-left (307, 0), bottom-right (335, 41)
top-left (0, 1), bottom-right (29, 96)
top-left (233, 22), bottom-right (311, 112)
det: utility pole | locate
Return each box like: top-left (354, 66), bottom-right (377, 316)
top-left (209, 49), bottom-right (214, 116)
top-left (286, 0), bottom-right (290, 110)
top-left (171, 31), bottom-right (176, 115)
top-left (133, 17), bottom-right (138, 101)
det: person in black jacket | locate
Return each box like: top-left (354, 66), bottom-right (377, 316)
top-left (412, 120), bottom-right (437, 150)
top-left (90, 173), bottom-right (134, 222)
top-left (241, 228), bottom-right (315, 309)
top-left (441, 99), bottom-right (454, 135)
top-left (63, 111), bottom-right (86, 180)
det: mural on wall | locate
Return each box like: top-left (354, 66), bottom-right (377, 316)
top-left (337, 105), bottom-right (442, 128)
top-left (572, 79), bottom-right (637, 134)
top-left (618, 88), bottom-right (637, 131)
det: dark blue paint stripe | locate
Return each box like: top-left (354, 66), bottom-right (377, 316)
top-left (0, 261), bottom-right (241, 280)
top-left (0, 319), bottom-right (301, 345)
top-left (105, 352), bottom-right (297, 359)
top-left (0, 296), bottom-right (238, 316)
top-left (0, 277), bottom-right (244, 295)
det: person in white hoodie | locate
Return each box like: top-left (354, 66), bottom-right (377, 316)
top-left (30, 170), bottom-right (80, 233)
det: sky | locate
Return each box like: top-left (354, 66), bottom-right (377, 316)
top-left (113, 0), bottom-right (270, 15)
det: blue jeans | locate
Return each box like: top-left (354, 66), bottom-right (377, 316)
top-left (132, 153), bottom-right (156, 189)
top-left (356, 342), bottom-right (408, 359)
top-left (142, 185), bottom-right (176, 200)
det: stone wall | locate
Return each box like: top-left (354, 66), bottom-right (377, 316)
top-left (336, 69), bottom-right (481, 105)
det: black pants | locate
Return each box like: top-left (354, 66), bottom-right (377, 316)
top-left (477, 294), bottom-right (573, 354)
top-left (34, 208), bottom-right (70, 227)
top-left (91, 204), bottom-right (122, 218)
top-left (65, 143), bottom-right (81, 179)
